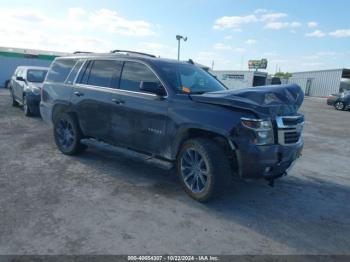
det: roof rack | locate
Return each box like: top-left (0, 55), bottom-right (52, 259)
top-left (73, 51), bottom-right (93, 54)
top-left (110, 50), bottom-right (156, 58)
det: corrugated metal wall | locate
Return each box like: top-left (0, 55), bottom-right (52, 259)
top-left (211, 71), bottom-right (255, 90)
top-left (0, 56), bottom-right (52, 87)
top-left (288, 69), bottom-right (343, 97)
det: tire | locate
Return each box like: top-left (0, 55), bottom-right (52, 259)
top-left (23, 96), bottom-right (32, 117)
top-left (176, 138), bottom-right (231, 202)
top-left (11, 89), bottom-right (19, 107)
top-left (53, 113), bottom-right (87, 155)
top-left (334, 101), bottom-right (345, 111)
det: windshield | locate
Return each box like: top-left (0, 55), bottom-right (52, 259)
top-left (155, 62), bottom-right (226, 94)
top-left (27, 70), bottom-right (48, 83)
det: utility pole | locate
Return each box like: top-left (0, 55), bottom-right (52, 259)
top-left (176, 35), bottom-right (187, 60)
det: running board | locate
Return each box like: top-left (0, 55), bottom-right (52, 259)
top-left (81, 139), bottom-right (174, 170)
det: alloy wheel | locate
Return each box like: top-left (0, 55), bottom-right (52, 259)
top-left (55, 119), bottom-right (75, 150)
top-left (180, 148), bottom-right (209, 193)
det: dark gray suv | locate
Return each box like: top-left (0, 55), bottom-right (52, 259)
top-left (40, 51), bottom-right (304, 202)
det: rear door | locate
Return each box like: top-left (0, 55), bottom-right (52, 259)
top-left (110, 61), bottom-right (169, 155)
top-left (72, 59), bottom-right (123, 142)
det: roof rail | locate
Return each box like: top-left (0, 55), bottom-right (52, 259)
top-left (110, 50), bottom-right (156, 58)
top-left (73, 51), bottom-right (93, 54)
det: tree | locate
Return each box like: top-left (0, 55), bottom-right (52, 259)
top-left (274, 72), bottom-right (292, 79)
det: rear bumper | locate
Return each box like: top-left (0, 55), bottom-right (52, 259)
top-left (40, 101), bottom-right (53, 125)
top-left (235, 139), bottom-right (304, 180)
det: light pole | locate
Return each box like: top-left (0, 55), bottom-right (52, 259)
top-left (176, 35), bottom-right (187, 60)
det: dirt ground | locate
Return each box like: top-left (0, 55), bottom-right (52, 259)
top-left (0, 88), bottom-right (349, 255)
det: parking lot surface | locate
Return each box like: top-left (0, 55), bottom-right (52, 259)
top-left (0, 88), bottom-right (349, 255)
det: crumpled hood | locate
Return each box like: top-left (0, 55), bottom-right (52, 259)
top-left (190, 84), bottom-right (304, 118)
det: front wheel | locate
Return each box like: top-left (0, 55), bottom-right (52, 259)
top-left (11, 89), bottom-right (19, 107)
top-left (334, 101), bottom-right (345, 111)
top-left (176, 138), bottom-right (231, 202)
top-left (53, 113), bottom-right (87, 155)
top-left (23, 96), bottom-right (32, 117)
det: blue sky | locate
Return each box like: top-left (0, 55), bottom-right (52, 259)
top-left (1, 0), bottom-right (349, 73)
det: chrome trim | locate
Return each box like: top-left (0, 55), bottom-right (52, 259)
top-left (276, 116), bottom-right (304, 146)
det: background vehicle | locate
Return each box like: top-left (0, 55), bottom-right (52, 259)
top-left (40, 51), bottom-right (304, 202)
top-left (327, 93), bottom-right (341, 106)
top-left (9, 66), bottom-right (48, 116)
top-left (333, 91), bottom-right (350, 111)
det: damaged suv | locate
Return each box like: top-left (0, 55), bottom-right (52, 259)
top-left (40, 51), bottom-right (304, 202)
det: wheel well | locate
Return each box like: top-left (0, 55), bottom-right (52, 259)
top-left (176, 128), bottom-right (234, 157)
top-left (52, 104), bottom-right (76, 123)
top-left (175, 128), bottom-right (238, 174)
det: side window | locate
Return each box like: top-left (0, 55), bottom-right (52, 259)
top-left (77, 61), bottom-right (92, 85)
top-left (87, 60), bottom-right (123, 88)
top-left (66, 60), bottom-right (84, 85)
top-left (46, 59), bottom-right (77, 83)
top-left (120, 62), bottom-right (160, 92)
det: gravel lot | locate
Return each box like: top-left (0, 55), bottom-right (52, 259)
top-left (0, 88), bottom-right (349, 255)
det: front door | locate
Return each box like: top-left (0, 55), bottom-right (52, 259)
top-left (110, 61), bottom-right (168, 155)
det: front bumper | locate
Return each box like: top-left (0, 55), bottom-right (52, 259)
top-left (25, 93), bottom-right (41, 113)
top-left (234, 139), bottom-right (303, 180)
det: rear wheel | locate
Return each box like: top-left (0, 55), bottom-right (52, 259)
top-left (53, 113), bottom-right (87, 155)
top-left (334, 101), bottom-right (345, 111)
top-left (176, 138), bottom-right (231, 202)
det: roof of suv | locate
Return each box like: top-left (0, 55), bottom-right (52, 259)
top-left (58, 52), bottom-right (192, 66)
top-left (16, 66), bottom-right (49, 71)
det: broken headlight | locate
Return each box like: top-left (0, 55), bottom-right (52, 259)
top-left (241, 118), bottom-right (274, 145)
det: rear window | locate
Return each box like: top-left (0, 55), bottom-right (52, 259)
top-left (46, 59), bottom-right (77, 83)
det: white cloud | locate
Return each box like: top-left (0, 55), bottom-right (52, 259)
top-left (265, 21), bottom-right (301, 30)
top-left (213, 15), bottom-right (258, 30)
top-left (329, 29), bottom-right (350, 38)
top-left (254, 9), bottom-right (268, 14)
top-left (308, 21), bottom-right (318, 28)
top-left (245, 39), bottom-right (257, 45)
top-left (260, 13), bottom-right (287, 22)
top-left (305, 30), bottom-right (326, 37)
top-left (0, 8), bottom-right (157, 53)
top-left (136, 42), bottom-right (176, 58)
top-left (90, 9), bottom-right (155, 36)
top-left (224, 35), bottom-right (233, 40)
top-left (213, 43), bottom-right (232, 50)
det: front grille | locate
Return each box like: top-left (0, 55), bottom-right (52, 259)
top-left (284, 131), bottom-right (301, 144)
top-left (276, 115), bottom-right (304, 146)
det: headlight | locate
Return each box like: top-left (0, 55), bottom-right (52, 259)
top-left (241, 118), bottom-right (274, 145)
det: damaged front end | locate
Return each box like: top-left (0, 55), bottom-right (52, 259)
top-left (191, 84), bottom-right (305, 185)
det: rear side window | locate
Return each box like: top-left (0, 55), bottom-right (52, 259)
top-left (66, 60), bottom-right (84, 85)
top-left (87, 60), bottom-right (122, 88)
top-left (46, 59), bottom-right (77, 83)
top-left (120, 62), bottom-right (159, 92)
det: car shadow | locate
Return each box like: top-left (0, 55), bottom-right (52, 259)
top-left (72, 141), bottom-right (350, 254)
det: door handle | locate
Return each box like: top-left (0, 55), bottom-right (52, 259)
top-left (112, 98), bottom-right (125, 105)
top-left (74, 91), bottom-right (84, 97)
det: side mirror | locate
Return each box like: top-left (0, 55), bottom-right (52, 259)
top-left (16, 76), bottom-right (25, 82)
top-left (140, 81), bottom-right (166, 96)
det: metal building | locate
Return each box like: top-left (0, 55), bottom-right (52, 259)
top-left (0, 47), bottom-right (68, 88)
top-left (211, 70), bottom-right (268, 90)
top-left (288, 69), bottom-right (350, 97)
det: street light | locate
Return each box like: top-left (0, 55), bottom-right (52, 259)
top-left (176, 35), bottom-right (187, 60)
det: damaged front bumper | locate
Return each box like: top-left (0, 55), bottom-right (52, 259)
top-left (235, 139), bottom-right (303, 180)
